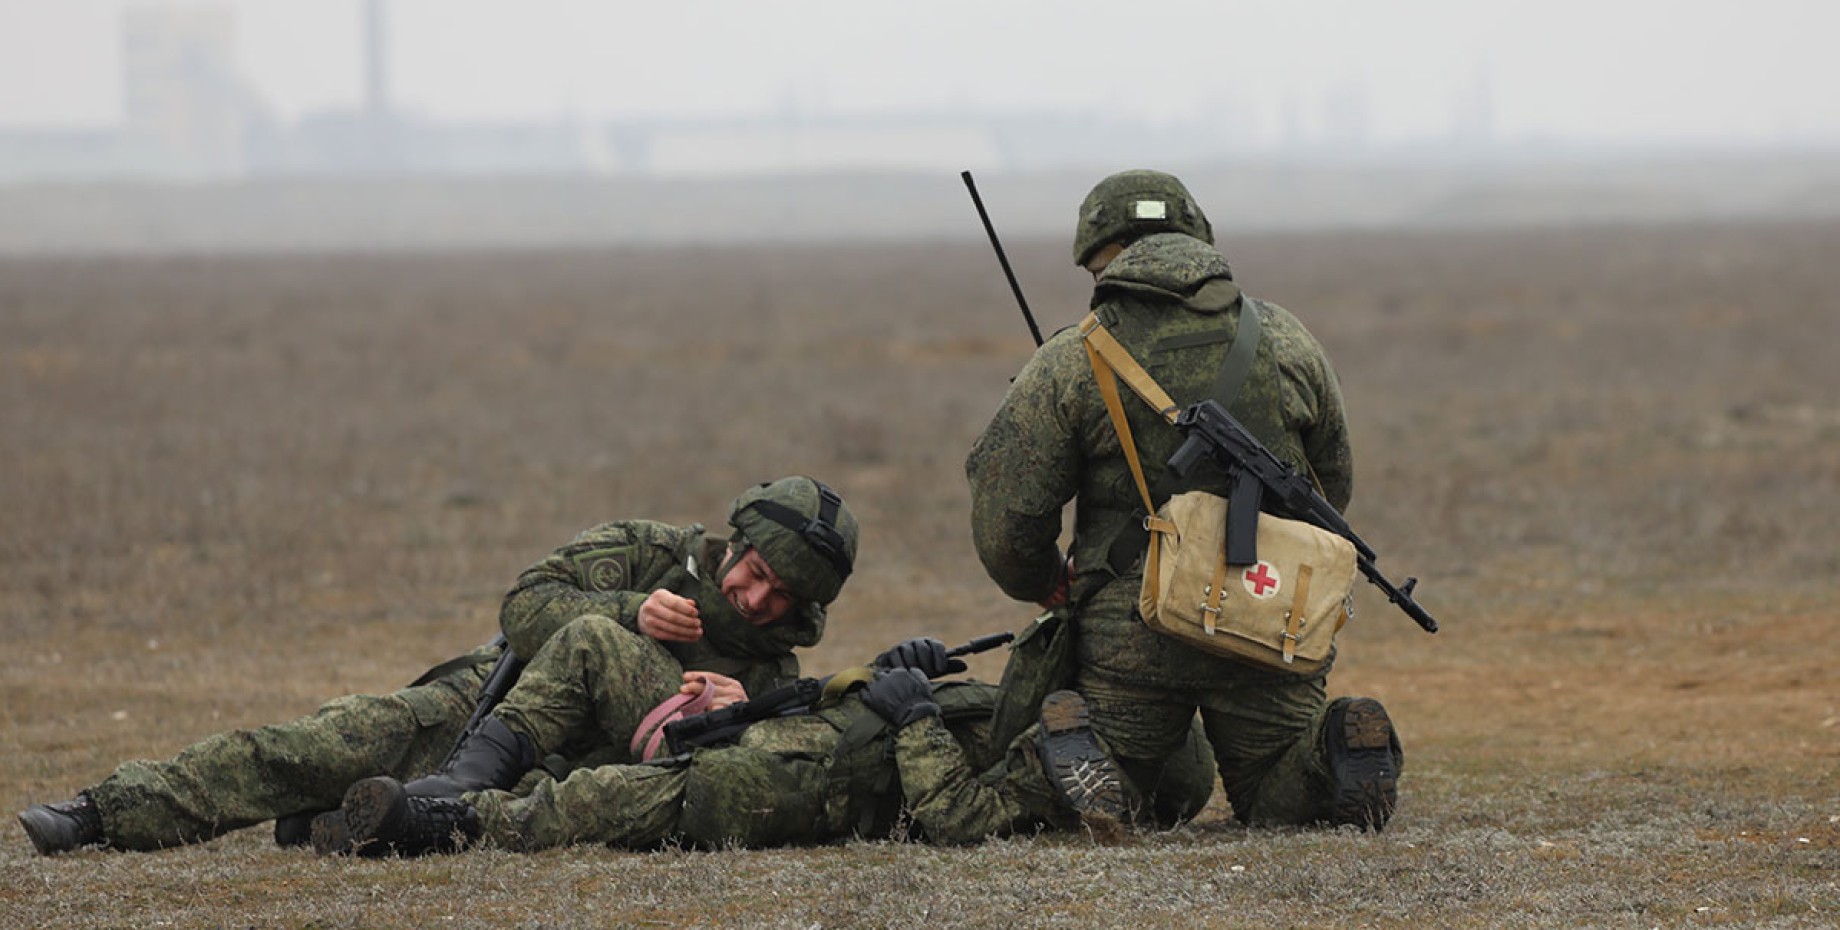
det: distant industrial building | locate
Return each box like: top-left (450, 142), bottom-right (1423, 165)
top-left (0, 2), bottom-right (1509, 186)
top-left (121, 3), bottom-right (250, 178)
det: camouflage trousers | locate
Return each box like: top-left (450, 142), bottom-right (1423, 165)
top-left (88, 651), bottom-right (493, 850)
top-left (1075, 664), bottom-right (1337, 827)
top-left (466, 715), bottom-right (1065, 851)
top-left (471, 612), bottom-right (778, 850)
top-left (465, 617), bottom-right (1222, 850)
top-left (490, 613), bottom-right (687, 766)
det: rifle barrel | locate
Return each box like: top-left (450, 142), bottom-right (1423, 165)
top-left (1178, 399), bottom-right (1440, 635)
top-left (947, 631), bottom-right (1016, 657)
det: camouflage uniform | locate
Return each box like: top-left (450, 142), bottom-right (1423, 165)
top-left (330, 618), bottom-right (1219, 852)
top-left (500, 519), bottom-right (822, 701)
top-left (80, 520), bottom-right (817, 851)
top-left (446, 611), bottom-right (1090, 849)
top-left (967, 224), bottom-right (1367, 826)
top-left (87, 649), bottom-right (492, 851)
top-left (487, 611), bottom-right (698, 777)
top-left (464, 681), bottom-right (1143, 850)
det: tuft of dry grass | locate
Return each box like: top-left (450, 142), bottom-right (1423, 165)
top-left (3, 223), bottom-right (1838, 927)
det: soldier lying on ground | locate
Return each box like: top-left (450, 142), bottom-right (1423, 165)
top-left (18, 476), bottom-right (859, 855)
top-left (318, 626), bottom-right (1215, 856)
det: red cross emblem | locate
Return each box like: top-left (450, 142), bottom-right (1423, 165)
top-left (1242, 561), bottom-right (1281, 599)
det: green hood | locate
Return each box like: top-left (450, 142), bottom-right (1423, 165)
top-left (1095, 231), bottom-right (1238, 311)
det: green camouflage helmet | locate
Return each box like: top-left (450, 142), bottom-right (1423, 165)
top-left (727, 476), bottom-right (859, 606)
top-left (1073, 169), bottom-right (1214, 267)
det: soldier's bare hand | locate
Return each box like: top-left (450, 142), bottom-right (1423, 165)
top-left (638, 589), bottom-right (703, 642)
top-left (1037, 553), bottom-right (1074, 610)
top-left (681, 671), bottom-right (747, 710)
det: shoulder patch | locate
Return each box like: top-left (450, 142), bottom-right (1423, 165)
top-left (569, 548), bottom-right (632, 592)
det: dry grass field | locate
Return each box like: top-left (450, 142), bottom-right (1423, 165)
top-left (2, 220), bottom-right (1837, 928)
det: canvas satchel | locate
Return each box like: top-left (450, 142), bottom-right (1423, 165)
top-left (1139, 490), bottom-right (1355, 672)
top-left (1080, 312), bottom-right (1358, 674)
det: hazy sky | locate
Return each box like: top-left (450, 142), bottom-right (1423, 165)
top-left (2, 0), bottom-right (1835, 149)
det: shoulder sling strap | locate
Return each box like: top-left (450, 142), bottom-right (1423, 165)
top-left (1080, 298), bottom-right (1262, 566)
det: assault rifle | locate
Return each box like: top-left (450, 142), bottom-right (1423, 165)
top-left (662, 631), bottom-right (1015, 754)
top-left (1167, 399), bottom-right (1440, 634)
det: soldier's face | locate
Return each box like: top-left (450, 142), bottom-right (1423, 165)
top-left (1085, 242), bottom-right (1126, 279)
top-left (720, 547), bottom-right (797, 626)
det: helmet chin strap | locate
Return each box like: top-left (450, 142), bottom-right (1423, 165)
top-left (715, 534), bottom-right (751, 596)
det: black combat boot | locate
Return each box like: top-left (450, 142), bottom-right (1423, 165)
top-left (401, 716), bottom-right (536, 800)
top-left (308, 809), bottom-right (353, 857)
top-left (1324, 696), bottom-right (1402, 831)
top-left (272, 809), bottom-right (326, 848)
top-left (337, 776), bottom-right (479, 858)
top-left (17, 792), bottom-right (106, 856)
top-left (1037, 690), bottom-right (1136, 825)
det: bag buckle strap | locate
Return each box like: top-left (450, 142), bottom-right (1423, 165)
top-left (1198, 593), bottom-right (1222, 631)
top-left (1281, 564), bottom-right (1314, 665)
top-left (1201, 556), bottom-right (1233, 636)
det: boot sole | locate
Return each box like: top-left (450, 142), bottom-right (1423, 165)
top-left (1328, 698), bottom-right (1398, 831)
top-left (1040, 689), bottom-right (1094, 736)
top-left (340, 777), bottom-right (409, 858)
top-left (309, 810), bottom-right (352, 857)
top-left (1037, 690), bottom-right (1131, 822)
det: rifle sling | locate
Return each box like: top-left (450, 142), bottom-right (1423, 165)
top-left (407, 636), bottom-right (507, 688)
top-left (1208, 296), bottom-right (1263, 420)
top-left (1080, 317), bottom-right (1167, 518)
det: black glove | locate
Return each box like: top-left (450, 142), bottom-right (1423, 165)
top-left (872, 637), bottom-right (967, 679)
top-left (860, 668), bottom-right (941, 728)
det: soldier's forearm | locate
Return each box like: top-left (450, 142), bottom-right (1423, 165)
top-left (970, 498), bottom-right (1067, 604)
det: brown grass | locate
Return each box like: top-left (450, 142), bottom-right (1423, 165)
top-left (2, 222), bottom-right (1838, 927)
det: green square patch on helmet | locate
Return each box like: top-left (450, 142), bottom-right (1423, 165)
top-left (727, 476), bottom-right (860, 606)
top-left (1073, 169), bottom-right (1214, 267)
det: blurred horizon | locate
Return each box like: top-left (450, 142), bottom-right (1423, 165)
top-left (4, 153), bottom-right (1838, 256)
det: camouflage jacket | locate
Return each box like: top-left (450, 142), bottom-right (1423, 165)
top-left (966, 232), bottom-right (1352, 687)
top-left (683, 681), bottom-right (1038, 847)
top-left (499, 520), bottom-right (824, 697)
